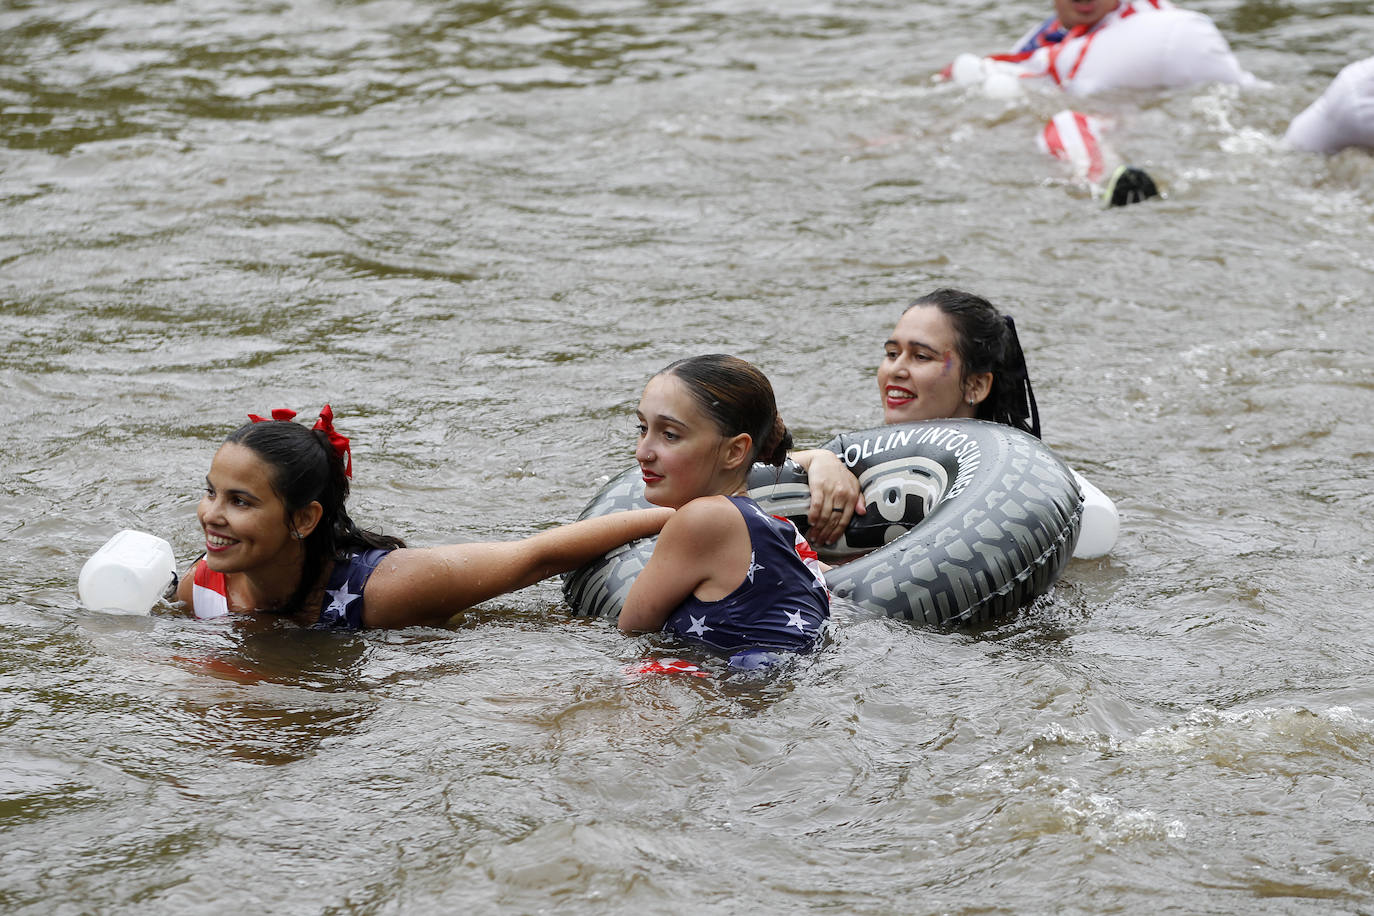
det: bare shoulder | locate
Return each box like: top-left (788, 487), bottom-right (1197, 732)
top-left (657, 496), bottom-right (748, 561)
top-left (356, 547), bottom-right (454, 610)
top-left (358, 547), bottom-right (429, 600)
top-left (666, 495), bottom-right (743, 537)
top-left (174, 558), bottom-right (199, 605)
top-left (357, 547), bottom-right (461, 628)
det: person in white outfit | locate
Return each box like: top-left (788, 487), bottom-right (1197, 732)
top-left (991, 0), bottom-right (1255, 97)
top-left (946, 0), bottom-right (1256, 205)
top-left (1284, 57), bottom-right (1374, 155)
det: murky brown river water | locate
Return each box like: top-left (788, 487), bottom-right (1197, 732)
top-left (2, 1), bottom-right (1372, 913)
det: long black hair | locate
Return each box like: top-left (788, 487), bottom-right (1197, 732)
top-left (906, 288), bottom-right (1041, 439)
top-left (224, 410), bottom-right (404, 616)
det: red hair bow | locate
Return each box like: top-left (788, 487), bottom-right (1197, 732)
top-left (248, 408), bottom-right (298, 423)
top-left (312, 404), bottom-right (352, 478)
top-left (247, 406), bottom-right (352, 477)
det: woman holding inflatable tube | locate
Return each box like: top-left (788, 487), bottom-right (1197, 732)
top-left (792, 288), bottom-right (1116, 558)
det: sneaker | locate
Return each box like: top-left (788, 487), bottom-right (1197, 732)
top-left (1103, 165), bottom-right (1159, 207)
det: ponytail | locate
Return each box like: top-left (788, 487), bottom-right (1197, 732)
top-left (981, 315), bottom-right (1041, 439)
top-left (907, 289), bottom-right (1043, 439)
top-left (758, 416), bottom-right (794, 467)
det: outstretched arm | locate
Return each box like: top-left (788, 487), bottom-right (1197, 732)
top-left (790, 449), bottom-right (864, 547)
top-left (361, 507), bottom-right (673, 628)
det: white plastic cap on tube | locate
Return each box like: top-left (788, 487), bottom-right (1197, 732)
top-left (1071, 472), bottom-right (1119, 559)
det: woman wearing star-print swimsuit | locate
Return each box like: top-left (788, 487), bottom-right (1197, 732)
top-left (661, 496), bottom-right (828, 654)
top-left (618, 355), bottom-right (830, 656)
top-left (176, 406), bottom-right (672, 630)
top-left (189, 544), bottom-right (391, 628)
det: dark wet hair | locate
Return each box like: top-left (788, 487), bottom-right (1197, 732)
top-left (658, 354), bottom-right (794, 466)
top-left (905, 288), bottom-right (1041, 439)
top-left (223, 415), bottom-right (405, 616)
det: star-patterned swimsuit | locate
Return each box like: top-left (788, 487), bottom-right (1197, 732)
top-left (662, 496), bottom-right (830, 655)
top-left (190, 548), bottom-right (392, 629)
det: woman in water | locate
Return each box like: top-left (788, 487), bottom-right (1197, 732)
top-left (175, 406), bottom-right (672, 628)
top-left (617, 355), bottom-right (830, 660)
top-left (793, 288), bottom-right (1040, 547)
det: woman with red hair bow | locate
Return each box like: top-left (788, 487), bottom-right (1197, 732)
top-left (174, 406), bottom-right (671, 629)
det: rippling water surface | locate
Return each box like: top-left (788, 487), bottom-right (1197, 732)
top-left (3, 1), bottom-right (1372, 913)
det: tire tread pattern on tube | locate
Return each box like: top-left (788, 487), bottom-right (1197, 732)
top-left (562, 419), bottom-right (1083, 627)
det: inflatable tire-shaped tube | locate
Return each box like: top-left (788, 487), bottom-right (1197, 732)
top-left (562, 419), bottom-right (1083, 627)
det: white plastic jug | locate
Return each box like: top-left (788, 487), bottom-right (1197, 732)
top-left (78, 530), bottom-right (177, 615)
top-left (1071, 471), bottom-right (1120, 560)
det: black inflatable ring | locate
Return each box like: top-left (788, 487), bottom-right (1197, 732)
top-left (562, 419), bottom-right (1083, 626)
